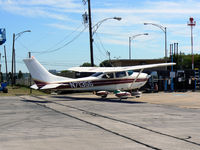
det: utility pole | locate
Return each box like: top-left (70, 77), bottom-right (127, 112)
top-left (4, 45), bottom-right (8, 81)
top-left (187, 17), bottom-right (196, 70)
top-left (28, 52), bottom-right (32, 94)
top-left (87, 0), bottom-right (94, 66)
top-left (0, 53), bottom-right (2, 83)
top-left (11, 33), bottom-right (15, 86)
top-left (170, 44), bottom-right (174, 92)
top-left (0, 53), bottom-right (1, 73)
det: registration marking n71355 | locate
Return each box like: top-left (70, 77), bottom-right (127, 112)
top-left (69, 81), bottom-right (93, 88)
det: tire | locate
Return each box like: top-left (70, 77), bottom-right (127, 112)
top-left (3, 88), bottom-right (8, 93)
top-left (101, 95), bottom-right (107, 99)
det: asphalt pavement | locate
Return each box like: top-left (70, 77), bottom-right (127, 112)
top-left (0, 92), bottom-right (200, 150)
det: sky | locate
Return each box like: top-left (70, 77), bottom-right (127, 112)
top-left (0, 0), bottom-right (200, 73)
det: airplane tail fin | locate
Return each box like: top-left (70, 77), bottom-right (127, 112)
top-left (23, 57), bottom-right (69, 88)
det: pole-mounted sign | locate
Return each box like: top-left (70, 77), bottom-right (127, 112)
top-left (0, 28), bottom-right (6, 45)
top-left (187, 17), bottom-right (196, 70)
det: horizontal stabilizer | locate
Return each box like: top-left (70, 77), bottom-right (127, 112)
top-left (40, 84), bottom-right (63, 90)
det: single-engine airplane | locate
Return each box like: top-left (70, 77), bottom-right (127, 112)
top-left (23, 57), bottom-right (175, 99)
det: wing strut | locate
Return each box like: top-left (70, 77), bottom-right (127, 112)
top-left (130, 69), bottom-right (144, 90)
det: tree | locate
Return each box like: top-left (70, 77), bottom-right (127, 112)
top-left (18, 70), bottom-right (23, 79)
top-left (99, 60), bottom-right (112, 67)
top-left (171, 53), bottom-right (200, 70)
top-left (0, 72), bottom-right (2, 82)
top-left (80, 62), bottom-right (97, 67)
top-left (8, 72), bottom-right (12, 80)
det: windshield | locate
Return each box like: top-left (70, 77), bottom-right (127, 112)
top-left (127, 70), bottom-right (134, 76)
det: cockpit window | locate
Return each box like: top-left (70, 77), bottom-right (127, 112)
top-left (102, 73), bottom-right (114, 79)
top-left (115, 71), bottom-right (126, 78)
top-left (91, 72), bottom-right (103, 77)
top-left (127, 70), bottom-right (134, 76)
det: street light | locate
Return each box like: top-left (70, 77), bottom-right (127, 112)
top-left (92, 17), bottom-right (122, 35)
top-left (90, 17), bottom-right (121, 67)
top-left (129, 33), bottom-right (148, 59)
top-left (144, 23), bottom-right (167, 58)
top-left (11, 30), bottom-right (31, 86)
top-left (15, 30), bottom-right (31, 40)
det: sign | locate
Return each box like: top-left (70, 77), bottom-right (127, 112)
top-left (0, 28), bottom-right (6, 45)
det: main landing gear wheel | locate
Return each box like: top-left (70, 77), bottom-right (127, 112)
top-left (94, 91), bottom-right (109, 99)
top-left (131, 91), bottom-right (142, 98)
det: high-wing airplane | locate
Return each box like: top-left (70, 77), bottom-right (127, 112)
top-left (23, 57), bottom-right (175, 99)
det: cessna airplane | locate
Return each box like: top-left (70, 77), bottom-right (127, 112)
top-left (23, 57), bottom-right (175, 99)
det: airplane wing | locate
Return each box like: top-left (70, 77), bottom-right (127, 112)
top-left (68, 63), bottom-right (176, 73)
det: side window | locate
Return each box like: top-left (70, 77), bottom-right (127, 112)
top-left (115, 71), bottom-right (126, 78)
top-left (102, 73), bottom-right (114, 79)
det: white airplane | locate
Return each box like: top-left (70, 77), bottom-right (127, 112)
top-left (23, 57), bottom-right (175, 99)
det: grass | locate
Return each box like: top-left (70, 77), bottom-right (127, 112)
top-left (0, 85), bottom-right (49, 96)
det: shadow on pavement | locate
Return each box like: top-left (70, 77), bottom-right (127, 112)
top-left (50, 95), bottom-right (146, 104)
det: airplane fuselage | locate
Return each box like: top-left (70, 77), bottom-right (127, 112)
top-left (34, 71), bottom-right (149, 91)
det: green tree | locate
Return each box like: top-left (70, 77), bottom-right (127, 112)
top-left (18, 70), bottom-right (23, 79)
top-left (99, 60), bottom-right (112, 67)
top-left (80, 62), bottom-right (97, 67)
top-left (171, 53), bottom-right (200, 70)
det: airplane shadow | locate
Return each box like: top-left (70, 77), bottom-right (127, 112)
top-left (21, 99), bottom-right (51, 104)
top-left (50, 95), bottom-right (146, 104)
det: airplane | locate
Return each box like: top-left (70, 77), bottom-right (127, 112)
top-left (23, 57), bottom-right (175, 99)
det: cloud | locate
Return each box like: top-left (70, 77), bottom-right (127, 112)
top-left (47, 23), bottom-right (83, 31)
top-left (0, 0), bottom-right (82, 20)
top-left (1, 0), bottom-right (81, 9)
top-left (93, 7), bottom-right (200, 15)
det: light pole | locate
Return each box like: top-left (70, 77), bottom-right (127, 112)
top-left (11, 30), bottom-right (31, 86)
top-left (144, 23), bottom-right (167, 58)
top-left (129, 33), bottom-right (148, 59)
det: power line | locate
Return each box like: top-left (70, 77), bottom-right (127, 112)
top-left (95, 33), bottom-right (108, 54)
top-left (93, 41), bottom-right (107, 59)
top-left (31, 25), bottom-right (88, 54)
top-left (41, 24), bottom-right (83, 52)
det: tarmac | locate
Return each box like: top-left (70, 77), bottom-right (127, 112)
top-left (0, 91), bottom-right (200, 150)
